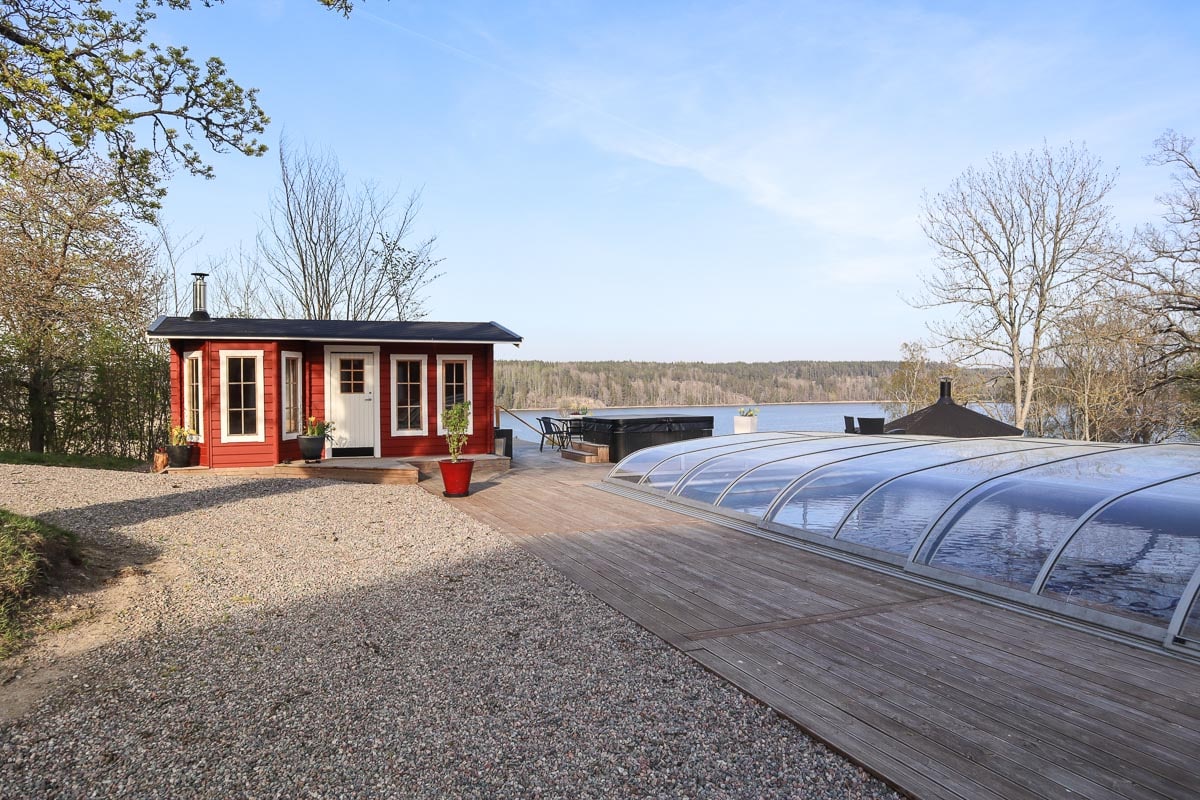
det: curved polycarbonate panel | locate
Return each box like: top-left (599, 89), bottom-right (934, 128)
top-left (717, 439), bottom-right (916, 518)
top-left (836, 444), bottom-right (1087, 555)
top-left (605, 433), bottom-right (1200, 650)
top-left (769, 439), bottom-right (1048, 536)
top-left (1041, 473), bottom-right (1200, 626)
top-left (608, 432), bottom-right (802, 483)
top-left (918, 446), bottom-right (1199, 590)
top-left (644, 436), bottom-right (812, 490)
top-left (675, 438), bottom-right (880, 505)
top-left (1184, 594), bottom-right (1200, 643)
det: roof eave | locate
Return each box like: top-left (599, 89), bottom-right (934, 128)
top-left (145, 332), bottom-right (520, 345)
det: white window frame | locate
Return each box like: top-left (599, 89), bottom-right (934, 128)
top-left (183, 350), bottom-right (204, 443)
top-left (436, 354), bottom-right (473, 435)
top-left (281, 351), bottom-right (303, 440)
top-left (390, 354), bottom-right (428, 437)
top-left (219, 349), bottom-right (265, 444)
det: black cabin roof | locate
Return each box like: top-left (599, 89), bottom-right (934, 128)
top-left (147, 316), bottom-right (522, 345)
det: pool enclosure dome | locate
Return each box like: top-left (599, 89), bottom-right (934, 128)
top-left (604, 431), bottom-right (1200, 655)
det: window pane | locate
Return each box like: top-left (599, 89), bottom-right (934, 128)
top-left (242, 410), bottom-right (256, 436)
top-left (228, 357), bottom-right (242, 383)
top-left (284, 357), bottom-right (300, 434)
top-left (242, 358), bottom-right (255, 382)
top-left (394, 359), bottom-right (423, 432)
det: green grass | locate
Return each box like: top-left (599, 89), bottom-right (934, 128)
top-left (0, 508), bottom-right (81, 657)
top-left (0, 450), bottom-right (141, 471)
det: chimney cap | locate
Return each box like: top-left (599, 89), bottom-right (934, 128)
top-left (938, 376), bottom-right (955, 403)
top-left (188, 272), bottom-right (210, 322)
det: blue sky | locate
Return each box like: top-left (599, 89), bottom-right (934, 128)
top-left (152, 1), bottom-right (1200, 361)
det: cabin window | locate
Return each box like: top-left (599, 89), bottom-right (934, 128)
top-left (183, 351), bottom-right (203, 442)
top-left (391, 355), bottom-right (427, 436)
top-left (436, 355), bottom-right (473, 435)
top-left (219, 350), bottom-right (265, 443)
top-left (282, 351), bottom-right (303, 439)
top-left (340, 358), bottom-right (366, 393)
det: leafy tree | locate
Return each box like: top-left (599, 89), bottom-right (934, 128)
top-left (0, 151), bottom-right (160, 451)
top-left (918, 143), bottom-right (1126, 430)
top-left (0, 0), bottom-right (353, 213)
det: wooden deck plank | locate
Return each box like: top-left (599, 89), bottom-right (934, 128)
top-left (734, 630), bottom-right (1134, 800)
top-left (866, 610), bottom-right (1200, 755)
top-left (441, 448), bottom-right (1200, 800)
top-left (695, 639), bottom-right (1026, 800)
top-left (918, 601), bottom-right (1200, 706)
top-left (799, 612), bottom-right (1200, 795)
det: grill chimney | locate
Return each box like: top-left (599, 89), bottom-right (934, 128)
top-left (938, 376), bottom-right (954, 404)
top-left (188, 272), bottom-right (210, 321)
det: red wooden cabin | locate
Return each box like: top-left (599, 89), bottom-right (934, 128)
top-left (147, 286), bottom-right (522, 469)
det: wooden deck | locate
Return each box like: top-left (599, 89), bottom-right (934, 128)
top-left (166, 453), bottom-right (510, 485)
top-left (438, 440), bottom-right (1200, 800)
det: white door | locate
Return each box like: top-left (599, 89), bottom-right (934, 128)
top-left (329, 352), bottom-right (376, 456)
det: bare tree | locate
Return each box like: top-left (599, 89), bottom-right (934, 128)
top-left (918, 142), bottom-right (1126, 430)
top-left (208, 245), bottom-right (268, 319)
top-left (1044, 301), bottom-right (1181, 442)
top-left (257, 139), bottom-right (442, 320)
top-left (1129, 131), bottom-right (1200, 367)
top-left (155, 220), bottom-right (203, 315)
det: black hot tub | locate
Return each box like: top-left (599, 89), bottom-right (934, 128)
top-left (581, 414), bottom-right (714, 462)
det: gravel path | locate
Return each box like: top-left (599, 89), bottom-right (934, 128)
top-left (0, 465), bottom-right (901, 799)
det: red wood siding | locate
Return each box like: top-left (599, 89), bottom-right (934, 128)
top-left (169, 338), bottom-right (499, 468)
top-left (377, 343), bottom-right (495, 458)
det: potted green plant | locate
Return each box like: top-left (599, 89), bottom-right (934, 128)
top-left (298, 417), bottom-right (335, 463)
top-left (438, 401), bottom-right (473, 497)
top-left (166, 425), bottom-right (196, 468)
top-left (734, 406), bottom-right (759, 434)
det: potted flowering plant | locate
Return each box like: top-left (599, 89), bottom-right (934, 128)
top-left (734, 407), bottom-right (759, 434)
top-left (438, 401), bottom-right (473, 497)
top-left (166, 425), bottom-right (197, 468)
top-left (298, 417), bottom-right (335, 463)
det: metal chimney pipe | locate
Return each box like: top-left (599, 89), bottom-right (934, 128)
top-left (188, 272), bottom-right (210, 321)
top-left (939, 376), bottom-right (953, 403)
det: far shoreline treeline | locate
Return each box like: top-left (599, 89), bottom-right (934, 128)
top-left (495, 360), bottom-right (902, 410)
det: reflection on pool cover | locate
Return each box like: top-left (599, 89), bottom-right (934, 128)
top-left (606, 433), bottom-right (1200, 653)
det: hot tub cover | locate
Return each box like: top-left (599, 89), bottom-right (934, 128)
top-left (605, 431), bottom-right (1200, 653)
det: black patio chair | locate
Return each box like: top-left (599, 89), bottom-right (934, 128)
top-left (537, 416), bottom-right (569, 451)
top-left (843, 415), bottom-right (858, 434)
top-left (562, 417), bottom-right (585, 445)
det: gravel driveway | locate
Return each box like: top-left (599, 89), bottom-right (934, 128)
top-left (0, 465), bottom-right (900, 799)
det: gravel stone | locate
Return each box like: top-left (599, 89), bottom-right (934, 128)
top-left (0, 465), bottom-right (901, 799)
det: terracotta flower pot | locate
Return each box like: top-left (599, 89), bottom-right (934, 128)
top-left (438, 459), bottom-right (474, 497)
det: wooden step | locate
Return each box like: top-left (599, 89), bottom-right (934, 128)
top-left (571, 441), bottom-right (610, 461)
top-left (561, 448), bottom-right (602, 464)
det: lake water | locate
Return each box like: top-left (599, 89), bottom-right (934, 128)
top-left (501, 402), bottom-right (889, 440)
